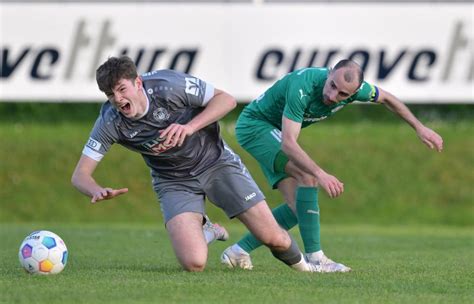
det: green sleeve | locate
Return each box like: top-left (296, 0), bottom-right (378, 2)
top-left (282, 77), bottom-right (311, 123)
top-left (353, 81), bottom-right (379, 103)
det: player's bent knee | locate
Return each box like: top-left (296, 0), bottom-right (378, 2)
top-left (260, 230), bottom-right (291, 251)
top-left (175, 247), bottom-right (208, 272)
top-left (183, 263), bottom-right (206, 272)
top-left (180, 258), bottom-right (207, 272)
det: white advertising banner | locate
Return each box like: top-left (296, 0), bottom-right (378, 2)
top-left (1, 3), bottom-right (473, 103)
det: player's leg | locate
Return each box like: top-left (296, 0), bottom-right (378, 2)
top-left (235, 177), bottom-right (299, 252)
top-left (232, 173), bottom-right (320, 258)
top-left (237, 202), bottom-right (297, 250)
top-left (166, 212), bottom-right (208, 272)
top-left (234, 200), bottom-right (311, 271)
top-left (285, 160), bottom-right (351, 272)
top-left (236, 201), bottom-right (290, 251)
top-left (236, 176), bottom-right (298, 253)
top-left (233, 127), bottom-right (298, 253)
top-left (203, 147), bottom-right (318, 272)
top-left (154, 176), bottom-right (214, 272)
top-left (223, 200), bottom-right (297, 270)
top-left (284, 160), bottom-right (322, 253)
top-left (236, 123), bottom-right (316, 249)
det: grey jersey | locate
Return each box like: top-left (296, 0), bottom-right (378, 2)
top-left (82, 69), bottom-right (224, 179)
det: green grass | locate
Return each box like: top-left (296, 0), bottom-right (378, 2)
top-left (0, 223), bottom-right (472, 304)
top-left (1, 108), bottom-right (473, 225)
top-left (1, 103), bottom-right (473, 302)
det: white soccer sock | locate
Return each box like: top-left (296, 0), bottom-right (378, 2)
top-left (306, 250), bottom-right (324, 260)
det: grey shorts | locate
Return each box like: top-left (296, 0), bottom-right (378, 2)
top-left (152, 146), bottom-right (265, 223)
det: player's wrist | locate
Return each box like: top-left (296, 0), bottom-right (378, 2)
top-left (313, 168), bottom-right (325, 179)
top-left (414, 123), bottom-right (426, 134)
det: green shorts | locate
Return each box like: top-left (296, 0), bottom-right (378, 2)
top-left (236, 111), bottom-right (289, 189)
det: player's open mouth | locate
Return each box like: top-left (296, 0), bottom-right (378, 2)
top-left (120, 103), bottom-right (131, 112)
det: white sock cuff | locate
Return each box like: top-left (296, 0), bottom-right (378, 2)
top-left (289, 253), bottom-right (308, 271)
top-left (231, 244), bottom-right (249, 255)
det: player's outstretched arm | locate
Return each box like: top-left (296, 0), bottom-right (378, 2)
top-left (71, 155), bottom-right (128, 203)
top-left (377, 88), bottom-right (444, 152)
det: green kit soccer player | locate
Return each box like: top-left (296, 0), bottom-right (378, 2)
top-left (221, 59), bottom-right (444, 272)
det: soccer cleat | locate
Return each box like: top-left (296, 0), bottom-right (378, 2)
top-left (305, 251), bottom-right (351, 273)
top-left (211, 223), bottom-right (229, 241)
top-left (203, 215), bottom-right (229, 242)
top-left (305, 261), bottom-right (324, 273)
top-left (221, 244), bottom-right (253, 270)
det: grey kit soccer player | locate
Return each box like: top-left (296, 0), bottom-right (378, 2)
top-left (71, 56), bottom-right (322, 272)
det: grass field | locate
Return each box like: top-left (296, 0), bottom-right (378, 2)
top-left (1, 223), bottom-right (472, 304)
top-left (1, 103), bottom-right (472, 303)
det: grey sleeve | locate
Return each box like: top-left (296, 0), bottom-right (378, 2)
top-left (81, 115), bottom-right (119, 161)
top-left (161, 70), bottom-right (215, 107)
top-left (183, 74), bottom-right (215, 106)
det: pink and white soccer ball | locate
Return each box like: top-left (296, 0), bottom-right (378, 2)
top-left (18, 230), bottom-right (68, 275)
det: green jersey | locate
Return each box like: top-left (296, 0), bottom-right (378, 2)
top-left (244, 67), bottom-right (379, 129)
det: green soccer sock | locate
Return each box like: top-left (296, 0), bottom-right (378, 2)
top-left (296, 187), bottom-right (321, 253)
top-left (237, 203), bottom-right (298, 253)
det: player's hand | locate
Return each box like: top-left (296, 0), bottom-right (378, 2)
top-left (160, 123), bottom-right (195, 148)
top-left (91, 187), bottom-right (129, 203)
top-left (316, 171), bottom-right (344, 198)
top-left (416, 126), bottom-right (443, 152)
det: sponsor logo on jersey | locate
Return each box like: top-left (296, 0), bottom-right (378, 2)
top-left (142, 137), bottom-right (173, 155)
top-left (153, 108), bottom-right (170, 122)
top-left (185, 77), bottom-right (200, 96)
top-left (244, 192), bottom-right (256, 201)
top-left (86, 138), bottom-right (102, 151)
top-left (127, 130), bottom-right (140, 138)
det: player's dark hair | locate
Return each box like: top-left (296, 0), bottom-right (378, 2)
top-left (96, 56), bottom-right (138, 95)
top-left (333, 59), bottom-right (364, 87)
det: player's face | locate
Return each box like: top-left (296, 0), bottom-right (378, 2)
top-left (108, 77), bottom-right (146, 119)
top-left (322, 68), bottom-right (360, 105)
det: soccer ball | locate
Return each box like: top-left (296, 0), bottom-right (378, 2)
top-left (18, 230), bottom-right (68, 275)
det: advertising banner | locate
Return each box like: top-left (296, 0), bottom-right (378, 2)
top-left (1, 3), bottom-right (473, 102)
